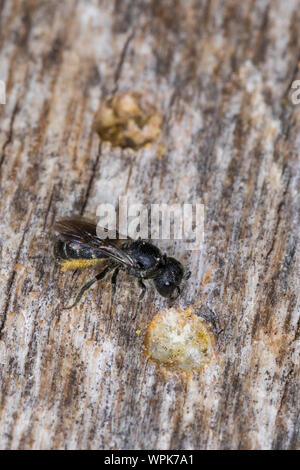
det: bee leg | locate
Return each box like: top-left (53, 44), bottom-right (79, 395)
top-left (72, 268), bottom-right (79, 279)
top-left (138, 279), bottom-right (146, 301)
top-left (111, 266), bottom-right (120, 301)
top-left (63, 263), bottom-right (116, 309)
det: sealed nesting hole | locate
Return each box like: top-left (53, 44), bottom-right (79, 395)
top-left (93, 91), bottom-right (162, 149)
top-left (145, 307), bottom-right (214, 372)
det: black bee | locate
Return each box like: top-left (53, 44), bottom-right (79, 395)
top-left (53, 216), bottom-right (190, 308)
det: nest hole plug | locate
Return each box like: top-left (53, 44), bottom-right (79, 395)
top-left (144, 307), bottom-right (215, 372)
top-left (93, 90), bottom-right (162, 149)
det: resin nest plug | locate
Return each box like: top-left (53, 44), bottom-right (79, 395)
top-left (145, 307), bottom-right (214, 372)
top-left (93, 91), bottom-right (162, 149)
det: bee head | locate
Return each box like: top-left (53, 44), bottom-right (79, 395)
top-left (154, 256), bottom-right (187, 299)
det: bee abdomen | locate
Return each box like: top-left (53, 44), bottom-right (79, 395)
top-left (54, 240), bottom-right (108, 262)
top-left (54, 240), bottom-right (94, 261)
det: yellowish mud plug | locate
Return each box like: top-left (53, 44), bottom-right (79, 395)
top-left (94, 91), bottom-right (162, 149)
top-left (145, 307), bottom-right (214, 372)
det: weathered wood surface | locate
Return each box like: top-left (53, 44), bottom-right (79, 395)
top-left (0, 0), bottom-right (299, 450)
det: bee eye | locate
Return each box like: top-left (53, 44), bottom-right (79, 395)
top-left (165, 281), bottom-right (170, 286)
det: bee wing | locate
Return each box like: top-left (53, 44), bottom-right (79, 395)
top-left (53, 216), bottom-right (136, 268)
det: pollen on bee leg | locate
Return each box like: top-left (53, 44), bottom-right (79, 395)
top-left (59, 259), bottom-right (100, 272)
top-left (144, 307), bottom-right (215, 372)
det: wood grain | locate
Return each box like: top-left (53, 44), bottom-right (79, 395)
top-left (0, 0), bottom-right (299, 450)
